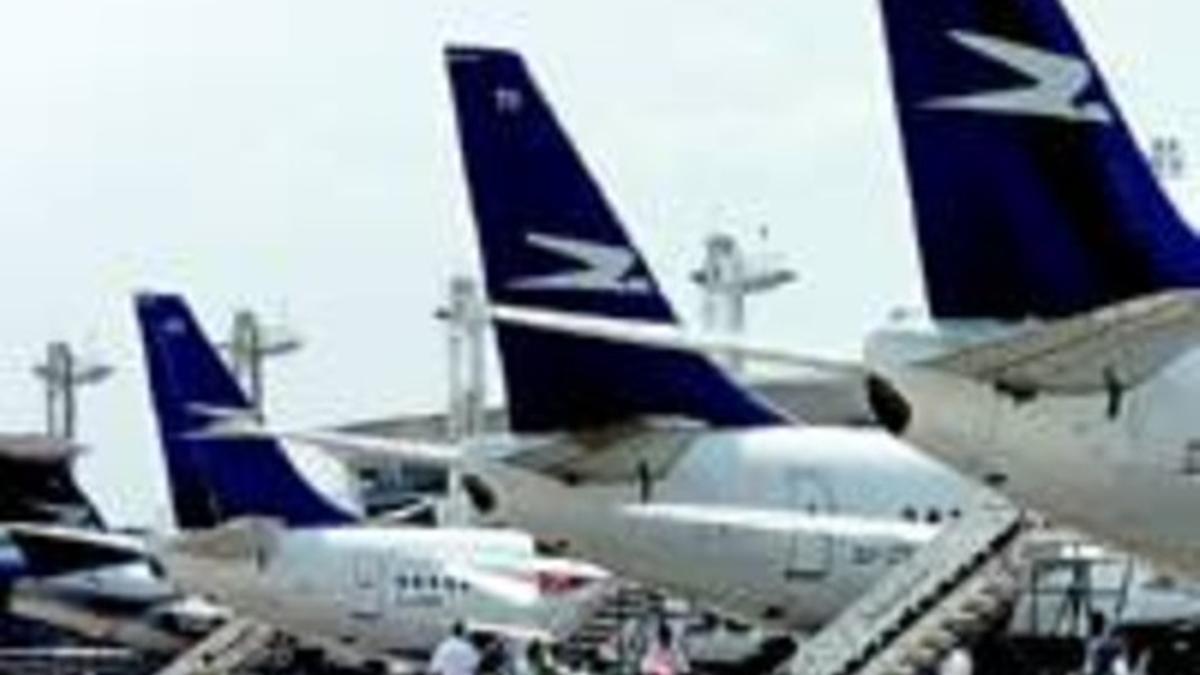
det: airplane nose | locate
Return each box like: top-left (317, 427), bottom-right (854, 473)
top-left (866, 374), bottom-right (912, 435)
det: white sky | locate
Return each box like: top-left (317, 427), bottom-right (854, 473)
top-left (1, 1), bottom-right (1199, 527)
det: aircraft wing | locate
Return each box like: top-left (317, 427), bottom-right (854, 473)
top-left (445, 563), bottom-right (541, 608)
top-left (449, 556), bottom-right (610, 642)
top-left (915, 290), bottom-right (1200, 394)
top-left (621, 504), bottom-right (937, 544)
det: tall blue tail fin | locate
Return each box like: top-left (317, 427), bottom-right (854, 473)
top-left (445, 46), bottom-right (786, 432)
top-left (879, 0), bottom-right (1200, 319)
top-left (135, 293), bottom-right (356, 529)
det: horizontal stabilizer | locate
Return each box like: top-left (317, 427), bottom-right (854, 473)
top-left (490, 303), bottom-right (864, 378)
top-left (5, 524), bottom-right (147, 576)
top-left (279, 426), bottom-right (697, 487)
top-left (267, 429), bottom-right (467, 468)
top-left (917, 290), bottom-right (1200, 393)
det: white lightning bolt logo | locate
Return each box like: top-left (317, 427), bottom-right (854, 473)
top-left (508, 232), bottom-right (652, 295)
top-left (923, 30), bottom-right (1113, 125)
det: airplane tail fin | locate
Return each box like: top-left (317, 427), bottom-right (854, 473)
top-left (135, 293), bottom-right (356, 529)
top-left (879, 0), bottom-right (1200, 319)
top-left (446, 46), bottom-right (786, 432)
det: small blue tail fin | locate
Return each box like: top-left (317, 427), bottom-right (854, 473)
top-left (135, 293), bottom-right (356, 529)
top-left (880, 0), bottom-right (1200, 319)
top-left (445, 46), bottom-right (785, 432)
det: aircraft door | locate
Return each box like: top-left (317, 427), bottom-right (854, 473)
top-left (783, 469), bottom-right (834, 581)
top-left (349, 552), bottom-right (386, 622)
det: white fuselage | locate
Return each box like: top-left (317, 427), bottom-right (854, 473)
top-left (868, 318), bottom-right (1200, 576)
top-left (467, 426), bottom-right (976, 630)
top-left (160, 527), bottom-right (599, 659)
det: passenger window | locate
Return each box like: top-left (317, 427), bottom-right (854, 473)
top-left (851, 545), bottom-right (878, 566)
top-left (925, 509), bottom-right (942, 524)
top-left (901, 506), bottom-right (918, 522)
top-left (413, 576), bottom-right (423, 591)
top-left (430, 576), bottom-right (440, 590)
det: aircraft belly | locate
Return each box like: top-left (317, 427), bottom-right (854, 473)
top-left (911, 390), bottom-right (1200, 576)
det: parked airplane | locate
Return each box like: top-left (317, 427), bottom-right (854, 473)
top-left (0, 434), bottom-right (215, 653)
top-left (269, 46), bottom-right (989, 632)
top-left (857, 0), bottom-right (1200, 575)
top-left (134, 293), bottom-right (608, 662)
top-left (0, 435), bottom-right (138, 581)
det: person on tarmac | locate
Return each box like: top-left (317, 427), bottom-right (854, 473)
top-left (1084, 612), bottom-right (1127, 675)
top-left (639, 622), bottom-right (689, 675)
top-left (430, 620), bottom-right (482, 675)
top-left (938, 644), bottom-right (973, 675)
top-left (524, 640), bottom-right (563, 675)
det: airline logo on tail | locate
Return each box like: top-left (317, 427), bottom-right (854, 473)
top-left (493, 86), bottom-right (524, 113)
top-left (161, 317), bottom-right (188, 336)
top-left (508, 233), bottom-right (652, 295)
top-left (923, 30), bottom-right (1113, 124)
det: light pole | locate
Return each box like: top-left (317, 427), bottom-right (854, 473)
top-left (32, 341), bottom-right (114, 440)
top-left (220, 309), bottom-right (302, 417)
top-left (437, 276), bottom-right (488, 442)
top-left (690, 231), bottom-right (796, 373)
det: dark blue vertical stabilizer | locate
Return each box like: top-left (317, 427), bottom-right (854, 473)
top-left (445, 46), bottom-right (786, 432)
top-left (880, 0), bottom-right (1200, 319)
top-left (135, 294), bottom-right (355, 529)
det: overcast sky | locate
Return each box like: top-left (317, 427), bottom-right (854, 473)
top-left (2, 1), bottom-right (1199, 526)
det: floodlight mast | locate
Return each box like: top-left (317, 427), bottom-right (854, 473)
top-left (691, 231), bottom-right (797, 373)
top-left (437, 276), bottom-right (487, 442)
top-left (220, 309), bottom-right (303, 417)
top-left (32, 341), bottom-right (113, 440)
